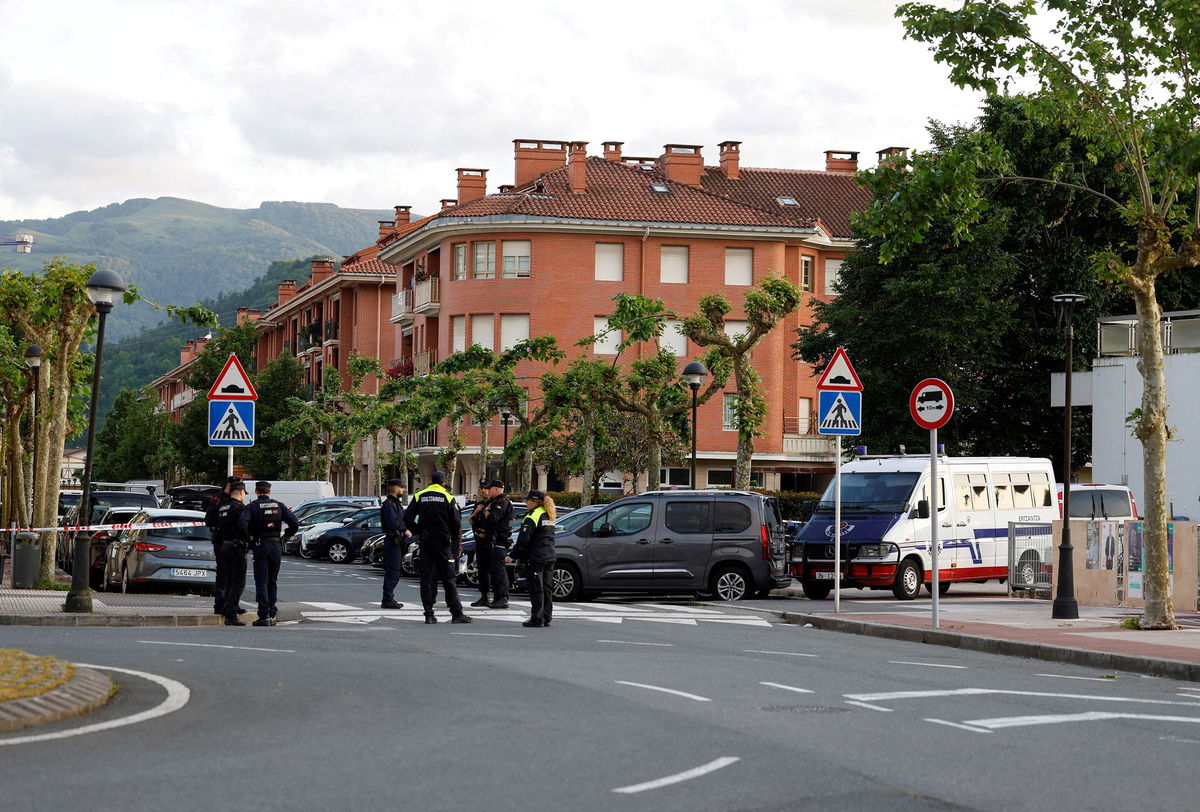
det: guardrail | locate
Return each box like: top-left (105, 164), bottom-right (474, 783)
top-left (1007, 522), bottom-right (1054, 596)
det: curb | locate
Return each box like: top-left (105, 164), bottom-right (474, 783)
top-left (779, 611), bottom-right (1200, 684)
top-left (0, 667), bottom-right (114, 733)
top-left (0, 606), bottom-right (305, 628)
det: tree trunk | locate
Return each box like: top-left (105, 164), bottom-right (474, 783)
top-left (479, 420), bottom-right (491, 480)
top-left (445, 416), bottom-right (463, 489)
top-left (732, 356), bottom-right (756, 490)
top-left (581, 411), bottom-right (595, 506)
top-left (522, 452), bottom-right (534, 495)
top-left (645, 438), bottom-right (662, 492)
top-left (41, 346), bottom-right (77, 581)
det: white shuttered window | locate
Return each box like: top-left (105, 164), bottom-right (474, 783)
top-left (660, 246), bottom-right (689, 284)
top-left (824, 258), bottom-right (843, 295)
top-left (595, 243), bottom-right (624, 281)
top-left (500, 314), bottom-right (530, 350)
top-left (451, 316), bottom-right (466, 353)
top-left (593, 317), bottom-right (620, 355)
top-left (724, 248), bottom-right (753, 286)
top-left (661, 319), bottom-right (687, 356)
top-left (471, 314), bottom-right (494, 351)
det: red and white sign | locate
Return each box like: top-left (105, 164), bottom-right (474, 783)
top-left (816, 347), bottom-right (863, 391)
top-left (208, 353), bottom-right (258, 401)
top-left (910, 378), bottom-right (954, 430)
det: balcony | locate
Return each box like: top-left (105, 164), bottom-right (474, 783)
top-left (390, 290), bottom-right (413, 325)
top-left (411, 427), bottom-right (438, 449)
top-left (414, 348), bottom-right (438, 376)
top-left (783, 412), bottom-right (835, 462)
top-left (324, 320), bottom-right (339, 343)
top-left (298, 324), bottom-right (322, 354)
top-left (413, 277), bottom-right (440, 316)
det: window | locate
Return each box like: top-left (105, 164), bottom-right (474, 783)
top-left (473, 242), bottom-right (496, 278)
top-left (599, 470), bottom-right (624, 491)
top-left (453, 244), bottom-right (468, 281)
top-left (801, 256), bottom-right (813, 291)
top-left (798, 397), bottom-right (812, 434)
top-left (824, 258), bottom-right (842, 295)
top-left (723, 393), bottom-right (738, 431)
top-left (593, 503), bottom-right (653, 536)
top-left (954, 473), bottom-right (990, 511)
top-left (707, 469), bottom-right (733, 487)
top-left (471, 314), bottom-right (494, 351)
top-left (748, 471), bottom-right (765, 488)
top-left (595, 243), bottom-right (624, 282)
top-left (502, 241), bottom-right (531, 277)
top-left (777, 196), bottom-right (798, 206)
top-left (660, 319), bottom-right (687, 356)
top-left (1032, 473), bottom-right (1052, 507)
top-left (452, 316), bottom-right (466, 354)
top-left (500, 314), bottom-right (530, 351)
top-left (724, 321), bottom-right (749, 342)
top-left (593, 317), bottom-right (620, 355)
top-left (650, 183), bottom-right (670, 194)
top-left (725, 248), bottom-right (753, 286)
top-left (665, 502), bottom-right (711, 534)
top-left (713, 501), bottom-right (751, 533)
top-left (661, 246), bottom-right (689, 284)
top-left (659, 467), bottom-right (692, 488)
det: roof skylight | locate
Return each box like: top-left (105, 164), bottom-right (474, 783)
top-left (777, 196), bottom-right (799, 206)
top-left (650, 183), bottom-right (670, 194)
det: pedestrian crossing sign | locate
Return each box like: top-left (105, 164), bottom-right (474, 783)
top-left (817, 390), bottom-right (862, 436)
top-left (208, 400), bottom-right (255, 447)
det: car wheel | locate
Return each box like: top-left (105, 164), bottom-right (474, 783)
top-left (801, 579), bottom-right (832, 600)
top-left (463, 554), bottom-right (480, 587)
top-left (924, 580), bottom-right (952, 596)
top-left (326, 541), bottom-right (351, 563)
top-left (120, 564), bottom-right (132, 594)
top-left (550, 562), bottom-right (583, 601)
top-left (299, 544), bottom-right (315, 560)
top-left (709, 566), bottom-right (752, 602)
top-left (892, 559), bottom-right (922, 600)
top-left (97, 559), bottom-right (110, 592)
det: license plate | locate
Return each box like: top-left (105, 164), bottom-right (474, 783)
top-left (172, 568), bottom-right (208, 578)
top-left (814, 571), bottom-right (837, 580)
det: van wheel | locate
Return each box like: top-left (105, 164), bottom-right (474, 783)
top-left (1017, 552), bottom-right (1039, 587)
top-left (924, 580), bottom-right (951, 596)
top-left (551, 562), bottom-right (583, 601)
top-left (801, 580), bottom-right (832, 600)
top-left (710, 566), bottom-right (752, 602)
top-left (892, 559), bottom-right (922, 600)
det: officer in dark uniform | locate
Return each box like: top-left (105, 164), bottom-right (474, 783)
top-left (215, 481), bottom-right (249, 626)
top-left (380, 478), bottom-right (407, 610)
top-left (403, 470), bottom-right (472, 624)
top-left (471, 479), bottom-right (513, 609)
top-left (509, 490), bottom-right (556, 628)
top-left (205, 476), bottom-right (243, 615)
top-left (238, 480), bottom-right (299, 627)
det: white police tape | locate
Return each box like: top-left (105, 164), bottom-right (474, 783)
top-left (4, 521), bottom-right (207, 534)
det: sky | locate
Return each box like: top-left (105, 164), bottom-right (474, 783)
top-left (0, 0), bottom-right (988, 221)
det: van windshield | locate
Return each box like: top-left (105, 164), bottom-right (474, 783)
top-left (816, 472), bottom-right (919, 512)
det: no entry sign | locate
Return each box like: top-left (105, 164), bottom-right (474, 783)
top-left (909, 378), bottom-right (954, 430)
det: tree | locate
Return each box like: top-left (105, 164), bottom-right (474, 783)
top-left (93, 387), bottom-right (176, 483)
top-left (267, 370), bottom-right (355, 482)
top-left (885, 0), bottom-right (1200, 629)
top-left (241, 352), bottom-right (304, 479)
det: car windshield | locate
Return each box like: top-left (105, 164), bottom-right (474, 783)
top-left (305, 508), bottom-right (356, 524)
top-left (148, 522), bottom-right (213, 541)
top-left (89, 493), bottom-right (157, 524)
top-left (556, 507), bottom-right (601, 533)
top-left (816, 472), bottom-right (919, 512)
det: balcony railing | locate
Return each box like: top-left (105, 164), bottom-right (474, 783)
top-left (324, 320), bottom-right (339, 342)
top-left (783, 413), bottom-right (817, 436)
top-left (413, 277), bottom-right (440, 315)
top-left (411, 427), bottom-right (438, 449)
top-left (414, 348), bottom-right (438, 376)
top-left (390, 290), bottom-right (414, 324)
top-left (783, 434), bottom-right (837, 461)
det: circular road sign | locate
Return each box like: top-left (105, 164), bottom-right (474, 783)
top-left (909, 378), bottom-right (954, 430)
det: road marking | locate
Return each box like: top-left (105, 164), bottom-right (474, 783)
top-left (888, 661), bottom-right (967, 669)
top-left (450, 632), bottom-right (526, 638)
top-left (633, 603), bottom-right (724, 614)
top-left (614, 681), bottom-right (711, 702)
top-left (743, 650), bottom-right (819, 658)
top-left (846, 687), bottom-right (1200, 707)
top-left (598, 640), bottom-right (675, 647)
top-left (612, 756), bottom-right (739, 794)
top-left (1036, 673), bottom-right (1117, 682)
top-left (0, 664), bottom-right (189, 746)
top-left (965, 711), bottom-right (1200, 730)
top-left (1160, 735), bottom-right (1200, 745)
top-left (300, 601), bottom-right (362, 611)
top-left (137, 641), bottom-right (296, 653)
top-left (845, 701), bottom-right (893, 712)
top-left (760, 681), bottom-right (814, 695)
top-left (925, 718), bottom-right (992, 734)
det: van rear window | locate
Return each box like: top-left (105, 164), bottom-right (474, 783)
top-left (1070, 489), bottom-right (1133, 519)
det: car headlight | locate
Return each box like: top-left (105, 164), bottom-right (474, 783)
top-left (856, 544), bottom-right (890, 559)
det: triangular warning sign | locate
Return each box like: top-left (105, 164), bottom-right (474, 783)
top-left (208, 354), bottom-right (258, 401)
top-left (211, 403), bottom-right (253, 442)
top-left (819, 393), bottom-right (860, 431)
top-left (816, 347), bottom-right (863, 391)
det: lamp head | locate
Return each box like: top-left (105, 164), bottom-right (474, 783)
top-left (24, 343), bottom-right (42, 368)
top-left (681, 360), bottom-right (708, 390)
top-left (1051, 293), bottom-right (1087, 324)
top-left (86, 268), bottom-right (127, 309)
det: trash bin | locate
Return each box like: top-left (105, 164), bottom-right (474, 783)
top-left (12, 532), bottom-right (41, 589)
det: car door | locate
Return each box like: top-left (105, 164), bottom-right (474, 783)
top-left (654, 498), bottom-right (713, 588)
top-left (349, 515), bottom-right (383, 550)
top-left (582, 501), bottom-right (656, 587)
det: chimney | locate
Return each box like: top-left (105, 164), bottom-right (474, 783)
top-left (718, 140), bottom-right (741, 180)
top-left (394, 205), bottom-right (411, 226)
top-left (236, 307), bottom-right (261, 325)
top-left (513, 139), bottom-right (568, 186)
top-left (310, 257), bottom-right (335, 285)
top-left (377, 220), bottom-right (393, 239)
top-left (824, 150), bottom-right (859, 173)
top-left (440, 198), bottom-right (458, 210)
top-left (568, 141), bottom-right (588, 194)
top-left (602, 141), bottom-right (623, 162)
top-left (278, 279), bottom-right (298, 305)
top-left (657, 144), bottom-right (704, 186)
top-left (180, 340), bottom-right (195, 365)
top-left (456, 168), bottom-right (488, 203)
top-left (876, 146), bottom-right (909, 166)
top-left (498, 184), bottom-right (515, 193)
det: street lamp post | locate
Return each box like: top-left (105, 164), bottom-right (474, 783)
top-left (24, 344), bottom-right (42, 518)
top-left (500, 410), bottom-right (511, 486)
top-left (681, 361), bottom-right (708, 490)
top-left (1051, 293), bottom-right (1087, 620)
top-left (65, 269), bottom-right (126, 613)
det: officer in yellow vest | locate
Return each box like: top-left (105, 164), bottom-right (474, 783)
top-left (403, 471), bottom-right (472, 624)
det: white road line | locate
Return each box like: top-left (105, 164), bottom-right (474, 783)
top-left (965, 711), bottom-right (1200, 730)
top-left (612, 756), bottom-right (739, 794)
top-left (614, 681), bottom-right (712, 702)
top-left (137, 641), bottom-right (296, 653)
top-left (300, 602), bottom-right (362, 611)
top-left (845, 701), bottom-right (893, 712)
top-left (450, 632), bottom-right (526, 638)
top-left (1036, 673), bottom-right (1117, 682)
top-left (760, 681), bottom-right (814, 695)
top-left (0, 664), bottom-right (189, 746)
top-left (743, 650), bottom-right (819, 658)
top-left (846, 687), bottom-right (1200, 707)
top-left (925, 718), bottom-right (992, 734)
top-left (598, 640), bottom-right (675, 647)
top-left (888, 661), bottom-right (967, 669)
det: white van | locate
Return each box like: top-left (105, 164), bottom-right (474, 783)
top-left (793, 455), bottom-right (1057, 600)
top-left (257, 480), bottom-right (336, 508)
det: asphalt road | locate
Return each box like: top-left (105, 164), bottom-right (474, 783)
top-left (3, 557), bottom-right (1200, 811)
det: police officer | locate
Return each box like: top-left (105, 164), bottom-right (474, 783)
top-left (238, 480), bottom-right (299, 627)
top-left (508, 490), bottom-right (556, 628)
top-left (380, 478), bottom-right (407, 610)
top-left (205, 476), bottom-right (244, 616)
top-left (403, 471), bottom-right (472, 624)
top-left (471, 479), bottom-right (513, 609)
top-left (215, 481), bottom-right (250, 626)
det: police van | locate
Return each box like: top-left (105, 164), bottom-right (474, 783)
top-left (793, 455), bottom-right (1056, 600)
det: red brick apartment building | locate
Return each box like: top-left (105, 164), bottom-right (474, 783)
top-left (375, 138), bottom-right (880, 495)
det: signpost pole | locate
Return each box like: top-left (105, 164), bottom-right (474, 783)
top-left (930, 427), bottom-right (939, 630)
top-left (227, 446), bottom-right (234, 478)
top-left (834, 437), bottom-right (842, 614)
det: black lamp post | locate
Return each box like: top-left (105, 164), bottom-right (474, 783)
top-left (65, 268), bottom-right (126, 613)
top-left (500, 410), bottom-right (511, 486)
top-left (24, 344), bottom-right (42, 518)
top-left (1051, 293), bottom-right (1086, 620)
top-left (681, 361), bottom-right (708, 490)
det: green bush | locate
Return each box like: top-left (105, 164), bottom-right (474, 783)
top-left (752, 490), bottom-right (822, 521)
top-left (546, 491), bottom-right (622, 509)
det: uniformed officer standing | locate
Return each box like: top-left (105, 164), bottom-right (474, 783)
top-left (403, 471), bottom-right (472, 624)
top-left (215, 481), bottom-right (249, 626)
top-left (380, 478), bottom-right (406, 610)
top-left (205, 476), bottom-right (243, 616)
top-left (471, 479), bottom-right (513, 609)
top-left (238, 480), bottom-right (299, 627)
top-left (508, 490), bottom-right (556, 628)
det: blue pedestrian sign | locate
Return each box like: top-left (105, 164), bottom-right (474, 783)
top-left (817, 390), bottom-right (862, 436)
top-left (208, 400), bottom-right (255, 447)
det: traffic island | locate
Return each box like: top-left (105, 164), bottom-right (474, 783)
top-left (0, 649), bottom-right (114, 733)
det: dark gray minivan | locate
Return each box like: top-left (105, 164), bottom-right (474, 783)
top-left (549, 490), bottom-right (790, 601)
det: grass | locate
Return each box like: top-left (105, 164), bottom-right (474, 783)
top-left (1119, 615), bottom-right (1143, 630)
top-left (34, 577), bottom-right (70, 591)
top-left (0, 649), bottom-right (74, 702)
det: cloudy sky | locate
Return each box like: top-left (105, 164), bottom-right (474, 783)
top-left (0, 0), bottom-right (988, 221)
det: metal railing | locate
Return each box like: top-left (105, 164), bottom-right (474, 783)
top-left (324, 320), bottom-right (339, 341)
top-left (391, 291), bottom-right (413, 323)
top-left (1007, 522), bottom-right (1054, 596)
top-left (413, 277), bottom-right (440, 312)
top-left (414, 348), bottom-right (438, 376)
top-left (783, 412), bottom-right (818, 435)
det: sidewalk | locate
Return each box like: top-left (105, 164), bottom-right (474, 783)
top-left (0, 588), bottom-right (306, 627)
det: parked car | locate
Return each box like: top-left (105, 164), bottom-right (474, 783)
top-left (69, 506), bottom-right (143, 588)
top-left (57, 489), bottom-right (82, 522)
top-left (58, 489), bottom-right (162, 574)
top-left (553, 504), bottom-right (605, 535)
top-left (1056, 483), bottom-right (1140, 521)
top-left (359, 533), bottom-right (388, 568)
top-left (550, 490), bottom-right (790, 602)
top-left (101, 509), bottom-right (215, 593)
top-left (300, 508), bottom-right (383, 563)
top-left (286, 507), bottom-right (362, 555)
top-left (163, 484), bottom-right (223, 512)
top-left (293, 498), bottom-right (377, 523)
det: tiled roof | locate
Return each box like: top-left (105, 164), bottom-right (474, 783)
top-left (378, 213), bottom-right (438, 247)
top-left (699, 167), bottom-right (869, 238)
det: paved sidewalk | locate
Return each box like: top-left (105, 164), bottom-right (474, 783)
top-left (0, 589), bottom-right (306, 626)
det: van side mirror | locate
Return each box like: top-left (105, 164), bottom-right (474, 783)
top-left (594, 523), bottom-right (614, 538)
top-left (915, 500), bottom-right (930, 519)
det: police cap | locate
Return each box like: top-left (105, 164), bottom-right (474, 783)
top-left (488, 480), bottom-right (506, 490)
top-left (385, 478), bottom-right (404, 488)
top-left (255, 480), bottom-right (272, 493)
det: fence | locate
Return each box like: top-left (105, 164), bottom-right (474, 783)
top-left (1007, 522), bottom-right (1054, 597)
